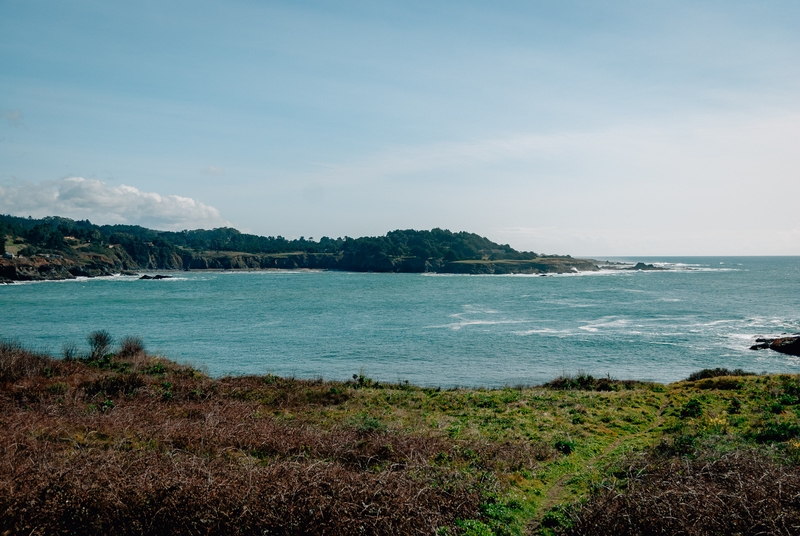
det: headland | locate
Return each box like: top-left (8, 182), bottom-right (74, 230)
top-left (1, 214), bottom-right (598, 282)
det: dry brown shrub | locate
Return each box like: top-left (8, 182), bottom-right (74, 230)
top-left (80, 373), bottom-right (146, 398)
top-left (216, 375), bottom-right (351, 408)
top-left (0, 447), bottom-right (482, 535)
top-left (0, 344), bottom-right (515, 534)
top-left (118, 335), bottom-right (145, 358)
top-left (0, 339), bottom-right (57, 383)
top-left (563, 449), bottom-right (800, 536)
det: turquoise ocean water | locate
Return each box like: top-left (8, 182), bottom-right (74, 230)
top-left (2, 257), bottom-right (799, 387)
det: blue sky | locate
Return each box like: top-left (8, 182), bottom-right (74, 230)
top-left (1, 0), bottom-right (799, 254)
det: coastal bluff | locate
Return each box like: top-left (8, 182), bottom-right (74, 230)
top-left (0, 250), bottom-right (598, 282)
top-left (1, 215), bottom-right (598, 282)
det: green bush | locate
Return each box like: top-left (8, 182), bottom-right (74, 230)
top-left (686, 368), bottom-right (754, 381)
top-left (680, 398), bottom-right (703, 418)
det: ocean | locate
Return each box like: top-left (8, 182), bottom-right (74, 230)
top-left (2, 257), bottom-right (799, 387)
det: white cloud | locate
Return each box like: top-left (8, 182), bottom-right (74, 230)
top-left (0, 177), bottom-right (229, 230)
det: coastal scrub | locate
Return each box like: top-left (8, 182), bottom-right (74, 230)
top-left (1, 337), bottom-right (799, 534)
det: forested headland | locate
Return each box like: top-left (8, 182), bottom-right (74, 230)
top-left (0, 214), bottom-right (597, 281)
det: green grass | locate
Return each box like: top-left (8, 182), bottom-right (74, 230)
top-left (4, 337), bottom-right (799, 534)
top-left (283, 372), bottom-right (800, 533)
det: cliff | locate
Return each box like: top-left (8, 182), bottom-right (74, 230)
top-left (0, 249), bottom-right (599, 282)
top-left (0, 214), bottom-right (599, 282)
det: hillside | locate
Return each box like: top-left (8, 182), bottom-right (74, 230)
top-left (0, 215), bottom-right (597, 281)
top-left (3, 337), bottom-right (800, 534)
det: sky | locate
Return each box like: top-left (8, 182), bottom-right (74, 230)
top-left (1, 0), bottom-right (799, 255)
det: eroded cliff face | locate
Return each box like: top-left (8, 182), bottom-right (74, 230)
top-left (0, 255), bottom-right (127, 282)
top-left (1, 250), bottom-right (598, 282)
top-left (438, 258), bottom-right (598, 275)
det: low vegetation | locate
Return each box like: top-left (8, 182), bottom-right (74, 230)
top-left (2, 335), bottom-right (800, 534)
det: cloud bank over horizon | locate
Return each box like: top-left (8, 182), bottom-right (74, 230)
top-left (0, 177), bottom-right (229, 231)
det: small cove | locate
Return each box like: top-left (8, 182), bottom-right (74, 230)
top-left (3, 256), bottom-right (799, 387)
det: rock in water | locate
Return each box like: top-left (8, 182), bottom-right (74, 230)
top-left (625, 262), bottom-right (663, 271)
top-left (750, 336), bottom-right (800, 357)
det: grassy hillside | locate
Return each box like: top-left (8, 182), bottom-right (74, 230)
top-left (2, 336), bottom-right (799, 534)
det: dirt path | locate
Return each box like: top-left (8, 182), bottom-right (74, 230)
top-left (528, 398), bottom-right (670, 532)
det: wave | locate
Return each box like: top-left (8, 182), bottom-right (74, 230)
top-left (4, 274), bottom-right (142, 286)
top-left (512, 328), bottom-right (573, 337)
top-left (427, 319), bottom-right (529, 331)
top-left (217, 269), bottom-right (322, 275)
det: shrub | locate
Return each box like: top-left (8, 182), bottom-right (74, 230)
top-left (0, 338), bottom-right (516, 535)
top-left (697, 377), bottom-right (743, 390)
top-left (0, 450), bottom-right (485, 536)
top-left (554, 439), bottom-right (575, 455)
top-left (347, 412), bottom-right (387, 434)
top-left (680, 398), bottom-right (703, 418)
top-left (546, 373), bottom-right (648, 391)
top-left (118, 336), bottom-right (145, 358)
top-left (686, 368), bottom-right (755, 381)
top-left (0, 339), bottom-right (55, 382)
top-left (561, 449), bottom-right (800, 535)
top-left (752, 421), bottom-right (800, 443)
top-left (61, 341), bottom-right (80, 361)
top-left (80, 374), bottom-right (145, 398)
top-left (87, 330), bottom-right (113, 361)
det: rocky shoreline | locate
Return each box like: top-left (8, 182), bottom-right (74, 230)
top-left (0, 252), bottom-right (600, 283)
top-left (751, 336), bottom-right (800, 357)
top-left (0, 255), bottom-right (137, 283)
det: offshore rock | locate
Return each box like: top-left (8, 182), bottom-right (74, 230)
top-left (625, 262), bottom-right (663, 271)
top-left (750, 336), bottom-right (800, 357)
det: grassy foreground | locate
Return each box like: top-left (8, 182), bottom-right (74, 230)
top-left (2, 335), bottom-right (800, 535)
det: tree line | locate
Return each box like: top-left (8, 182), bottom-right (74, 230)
top-left (0, 214), bottom-right (543, 264)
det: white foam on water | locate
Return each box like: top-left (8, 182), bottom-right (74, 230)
top-left (512, 328), bottom-right (573, 337)
top-left (456, 305), bottom-right (501, 315)
top-left (218, 269), bottom-right (322, 275)
top-left (728, 333), bottom-right (763, 341)
top-left (423, 265), bottom-right (740, 278)
top-left (754, 354), bottom-right (800, 366)
top-left (599, 261), bottom-right (742, 273)
top-left (579, 317), bottom-right (631, 332)
top-left (541, 298), bottom-right (596, 308)
top-left (691, 319), bottom-right (737, 327)
top-left (552, 270), bottom-right (634, 277)
top-left (5, 274), bottom-right (142, 285)
top-left (428, 319), bottom-right (529, 331)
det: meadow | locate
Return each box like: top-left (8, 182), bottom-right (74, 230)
top-left (2, 333), bottom-right (800, 535)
